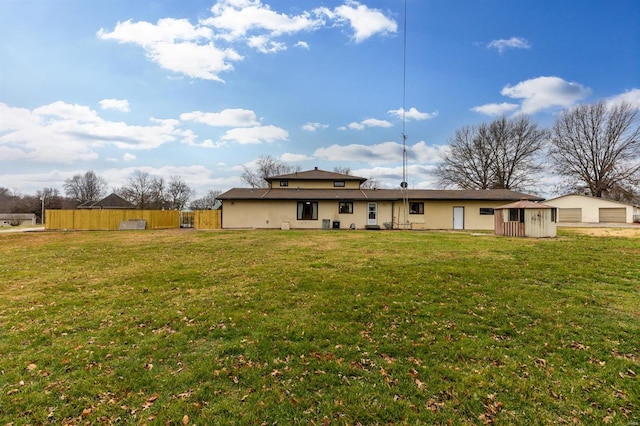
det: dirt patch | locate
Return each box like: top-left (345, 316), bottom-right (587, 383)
top-left (563, 227), bottom-right (640, 238)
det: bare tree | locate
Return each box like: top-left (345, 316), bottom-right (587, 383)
top-left (549, 101), bottom-right (640, 199)
top-left (190, 189), bottom-right (222, 210)
top-left (241, 155), bottom-right (300, 188)
top-left (165, 176), bottom-right (194, 210)
top-left (436, 115), bottom-right (546, 191)
top-left (118, 170), bottom-right (164, 209)
top-left (63, 171), bottom-right (108, 205)
top-left (333, 166), bottom-right (352, 175)
top-left (361, 178), bottom-right (382, 190)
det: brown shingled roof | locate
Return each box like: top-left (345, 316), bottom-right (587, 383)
top-left (266, 168), bottom-right (367, 183)
top-left (218, 188), bottom-right (544, 202)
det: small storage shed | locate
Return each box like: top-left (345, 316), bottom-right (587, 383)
top-left (494, 199), bottom-right (557, 238)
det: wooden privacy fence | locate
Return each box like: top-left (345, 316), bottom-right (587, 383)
top-left (45, 209), bottom-right (221, 231)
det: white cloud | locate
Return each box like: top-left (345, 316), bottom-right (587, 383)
top-left (99, 99), bottom-right (130, 112)
top-left (99, 2), bottom-right (397, 81)
top-left (328, 1), bottom-right (397, 43)
top-left (247, 35), bottom-right (286, 53)
top-left (204, 0), bottom-right (325, 40)
top-left (123, 153), bottom-right (137, 161)
top-left (180, 108), bottom-right (260, 127)
top-left (388, 107), bottom-right (437, 121)
top-left (473, 76), bottom-right (591, 116)
top-left (302, 122), bottom-right (328, 132)
top-left (0, 101), bottom-right (193, 163)
top-left (220, 124), bottom-right (288, 144)
top-left (98, 18), bottom-right (242, 82)
top-left (314, 140), bottom-right (447, 166)
top-left (347, 118), bottom-right (392, 130)
top-left (280, 153), bottom-right (312, 162)
top-left (607, 88), bottom-right (640, 108)
top-left (501, 76), bottom-right (591, 114)
top-left (471, 102), bottom-right (519, 116)
top-left (487, 37), bottom-right (531, 54)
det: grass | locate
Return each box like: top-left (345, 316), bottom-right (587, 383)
top-left (0, 229), bottom-right (638, 425)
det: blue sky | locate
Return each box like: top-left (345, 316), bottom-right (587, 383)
top-left (1, 0), bottom-right (639, 197)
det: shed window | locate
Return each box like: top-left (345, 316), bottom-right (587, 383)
top-left (297, 201), bottom-right (318, 220)
top-left (480, 208), bottom-right (494, 215)
top-left (409, 202), bottom-right (424, 214)
top-left (333, 181), bottom-right (345, 187)
top-left (508, 208), bottom-right (525, 222)
top-left (279, 181), bottom-right (289, 187)
top-left (339, 201), bottom-right (353, 214)
top-left (551, 208), bottom-right (557, 223)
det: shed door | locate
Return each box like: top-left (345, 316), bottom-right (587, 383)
top-left (558, 208), bottom-right (581, 222)
top-left (453, 206), bottom-right (464, 230)
top-left (599, 208), bottom-right (626, 223)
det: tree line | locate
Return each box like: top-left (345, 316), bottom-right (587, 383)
top-left (3, 100), bottom-right (639, 222)
top-left (0, 171), bottom-right (222, 224)
top-left (436, 101), bottom-right (640, 203)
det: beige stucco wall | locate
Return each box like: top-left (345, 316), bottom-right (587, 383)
top-left (544, 195), bottom-right (633, 223)
top-left (403, 200), bottom-right (508, 230)
top-left (222, 199), bottom-right (512, 230)
top-left (222, 200), bottom-right (393, 229)
top-left (275, 180), bottom-right (361, 189)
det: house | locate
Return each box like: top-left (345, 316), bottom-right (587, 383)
top-left (544, 194), bottom-right (638, 224)
top-left (0, 213), bottom-right (37, 226)
top-left (217, 168), bottom-right (544, 230)
top-left (494, 199), bottom-right (557, 238)
top-left (77, 193), bottom-right (135, 210)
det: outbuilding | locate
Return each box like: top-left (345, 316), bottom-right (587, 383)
top-left (494, 199), bottom-right (557, 238)
top-left (544, 194), bottom-right (638, 224)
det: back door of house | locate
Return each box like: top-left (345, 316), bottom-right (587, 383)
top-left (453, 206), bottom-right (464, 230)
top-left (367, 202), bottom-right (377, 226)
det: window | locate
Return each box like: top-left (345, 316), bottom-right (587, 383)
top-left (409, 202), bottom-right (424, 214)
top-left (333, 181), bottom-right (345, 187)
top-left (297, 201), bottom-right (318, 220)
top-left (339, 202), bottom-right (353, 214)
top-left (508, 208), bottom-right (525, 222)
top-left (279, 181), bottom-right (289, 187)
top-left (551, 208), bottom-right (557, 223)
top-left (480, 208), bottom-right (494, 215)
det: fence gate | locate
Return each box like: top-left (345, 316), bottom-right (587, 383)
top-left (180, 211), bottom-right (195, 228)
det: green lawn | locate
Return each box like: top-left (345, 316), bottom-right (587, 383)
top-left (0, 229), bottom-right (638, 425)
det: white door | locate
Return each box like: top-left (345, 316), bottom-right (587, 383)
top-left (367, 202), bottom-right (377, 226)
top-left (453, 206), bottom-right (464, 230)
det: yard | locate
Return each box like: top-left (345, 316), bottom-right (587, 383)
top-left (0, 229), bottom-right (638, 425)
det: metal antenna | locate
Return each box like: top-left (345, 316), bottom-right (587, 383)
top-left (400, 0), bottom-right (410, 229)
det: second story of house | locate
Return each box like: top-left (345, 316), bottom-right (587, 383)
top-left (266, 167), bottom-right (367, 190)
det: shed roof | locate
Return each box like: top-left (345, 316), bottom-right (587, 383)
top-left (495, 199), bottom-right (554, 210)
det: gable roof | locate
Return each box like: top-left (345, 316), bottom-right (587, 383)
top-left (495, 199), bottom-right (554, 210)
top-left (545, 193), bottom-right (637, 208)
top-left (266, 168), bottom-right (367, 184)
top-left (77, 193), bottom-right (135, 209)
top-left (218, 188), bottom-right (544, 202)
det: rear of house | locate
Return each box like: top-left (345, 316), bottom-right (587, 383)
top-left (218, 168), bottom-right (543, 230)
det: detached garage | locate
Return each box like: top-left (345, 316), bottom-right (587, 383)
top-left (598, 208), bottom-right (626, 223)
top-left (545, 194), bottom-right (636, 224)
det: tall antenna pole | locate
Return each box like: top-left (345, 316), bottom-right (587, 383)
top-left (400, 0), bottom-right (410, 229)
